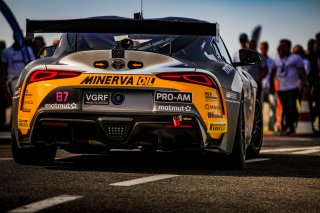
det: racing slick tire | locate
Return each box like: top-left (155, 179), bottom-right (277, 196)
top-left (246, 99), bottom-right (263, 159)
top-left (11, 132), bottom-right (57, 165)
top-left (227, 99), bottom-right (246, 170)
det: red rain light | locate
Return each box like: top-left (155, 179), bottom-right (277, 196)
top-left (28, 70), bottom-right (81, 83)
top-left (156, 72), bottom-right (213, 87)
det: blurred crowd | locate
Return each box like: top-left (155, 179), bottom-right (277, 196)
top-left (234, 32), bottom-right (320, 136)
top-left (0, 36), bottom-right (58, 130)
top-left (0, 32), bottom-right (320, 137)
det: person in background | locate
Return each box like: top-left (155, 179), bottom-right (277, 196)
top-left (310, 32), bottom-right (320, 134)
top-left (270, 39), bottom-right (308, 136)
top-left (304, 39), bottom-right (317, 132)
top-left (1, 35), bottom-right (35, 127)
top-left (233, 33), bottom-right (249, 65)
top-left (306, 39), bottom-right (315, 57)
top-left (0, 40), bottom-right (8, 130)
top-left (1, 35), bottom-right (35, 96)
top-left (260, 41), bottom-right (276, 131)
top-left (32, 36), bottom-right (46, 59)
top-left (246, 39), bottom-right (268, 98)
top-left (292, 44), bottom-right (311, 76)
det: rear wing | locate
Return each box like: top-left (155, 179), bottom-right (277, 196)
top-left (26, 17), bottom-right (219, 37)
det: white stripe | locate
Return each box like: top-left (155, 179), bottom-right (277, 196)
top-left (260, 146), bottom-right (320, 153)
top-left (0, 158), bottom-right (13, 160)
top-left (110, 174), bottom-right (179, 186)
top-left (246, 158), bottom-right (271, 163)
top-left (0, 145), bottom-right (11, 148)
top-left (291, 148), bottom-right (320, 155)
top-left (263, 137), bottom-right (313, 142)
top-left (8, 195), bottom-right (83, 213)
top-left (55, 154), bottom-right (82, 160)
top-left (0, 132), bottom-right (11, 139)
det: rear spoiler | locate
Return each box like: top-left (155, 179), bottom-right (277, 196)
top-left (26, 18), bottom-right (219, 37)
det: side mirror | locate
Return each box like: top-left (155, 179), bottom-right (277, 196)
top-left (38, 46), bottom-right (56, 58)
top-left (233, 49), bottom-right (261, 67)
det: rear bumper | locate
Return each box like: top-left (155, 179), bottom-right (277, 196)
top-left (16, 111), bottom-right (223, 151)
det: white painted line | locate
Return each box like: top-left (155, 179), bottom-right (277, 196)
top-left (260, 146), bottom-right (320, 153)
top-left (291, 148), bottom-right (320, 155)
top-left (246, 158), bottom-right (271, 164)
top-left (0, 158), bottom-right (13, 161)
top-left (55, 154), bottom-right (82, 160)
top-left (8, 194), bottom-right (84, 213)
top-left (0, 132), bottom-right (11, 140)
top-left (110, 174), bottom-right (179, 186)
top-left (263, 136), bottom-right (314, 142)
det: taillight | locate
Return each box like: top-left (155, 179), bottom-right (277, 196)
top-left (156, 72), bottom-right (215, 87)
top-left (28, 70), bottom-right (81, 84)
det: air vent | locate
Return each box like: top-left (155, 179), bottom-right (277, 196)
top-left (98, 117), bottom-right (133, 141)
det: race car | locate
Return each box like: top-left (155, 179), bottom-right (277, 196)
top-left (11, 16), bottom-right (263, 169)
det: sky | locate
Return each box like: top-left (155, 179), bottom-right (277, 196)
top-left (1, 0), bottom-right (319, 57)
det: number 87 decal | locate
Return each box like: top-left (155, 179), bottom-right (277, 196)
top-left (56, 91), bottom-right (69, 102)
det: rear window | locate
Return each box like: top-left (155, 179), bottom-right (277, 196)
top-left (68, 33), bottom-right (196, 55)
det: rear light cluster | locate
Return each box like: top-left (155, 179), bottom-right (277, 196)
top-left (28, 70), bottom-right (81, 84)
top-left (156, 72), bottom-right (216, 88)
top-left (20, 70), bottom-right (81, 111)
top-left (157, 72), bottom-right (224, 114)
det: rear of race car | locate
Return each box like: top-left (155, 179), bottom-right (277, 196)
top-left (12, 49), bottom-right (228, 153)
top-left (12, 17), bottom-right (256, 167)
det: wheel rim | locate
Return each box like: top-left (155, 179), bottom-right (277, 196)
top-left (252, 101), bottom-right (263, 148)
top-left (241, 103), bottom-right (246, 160)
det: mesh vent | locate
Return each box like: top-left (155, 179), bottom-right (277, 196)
top-left (101, 122), bottom-right (129, 140)
top-left (112, 49), bottom-right (125, 58)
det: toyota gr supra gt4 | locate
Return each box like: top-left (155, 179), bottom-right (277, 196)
top-left (11, 16), bottom-right (263, 169)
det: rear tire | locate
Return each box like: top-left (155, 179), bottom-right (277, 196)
top-left (227, 100), bottom-right (246, 170)
top-left (246, 99), bottom-right (263, 159)
top-left (11, 131), bottom-right (57, 165)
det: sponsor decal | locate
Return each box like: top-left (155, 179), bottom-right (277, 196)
top-left (22, 108), bottom-right (31, 113)
top-left (56, 91), bottom-right (69, 103)
top-left (222, 64), bottom-right (234, 74)
top-left (225, 99), bottom-right (240, 104)
top-left (24, 100), bottom-right (34, 105)
top-left (84, 92), bottom-right (109, 105)
top-left (137, 77), bottom-right (154, 86)
top-left (207, 112), bottom-right (222, 118)
top-left (208, 122), bottom-right (227, 133)
top-left (205, 90), bottom-right (218, 102)
top-left (24, 93), bottom-right (33, 99)
top-left (24, 87), bottom-right (34, 100)
top-left (205, 104), bottom-right (221, 110)
top-left (80, 75), bottom-right (155, 86)
top-left (45, 103), bottom-right (78, 109)
top-left (226, 91), bottom-right (237, 100)
top-left (155, 91), bottom-right (192, 103)
top-left (225, 91), bottom-right (240, 103)
top-left (18, 118), bottom-right (30, 129)
top-left (157, 105), bottom-right (192, 112)
top-left (43, 90), bottom-right (81, 109)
